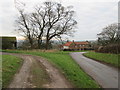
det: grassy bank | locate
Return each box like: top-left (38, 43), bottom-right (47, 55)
top-left (83, 51), bottom-right (119, 67)
top-left (2, 50), bottom-right (99, 88)
top-left (2, 55), bottom-right (23, 88)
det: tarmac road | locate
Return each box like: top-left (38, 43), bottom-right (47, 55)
top-left (70, 52), bottom-right (119, 88)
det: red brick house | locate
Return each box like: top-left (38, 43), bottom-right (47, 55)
top-left (61, 41), bottom-right (90, 50)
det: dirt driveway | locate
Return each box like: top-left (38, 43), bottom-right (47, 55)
top-left (70, 52), bottom-right (119, 88)
top-left (2, 52), bottom-right (72, 88)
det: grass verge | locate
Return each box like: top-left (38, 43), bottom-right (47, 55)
top-left (2, 55), bottom-right (23, 88)
top-left (83, 51), bottom-right (119, 67)
top-left (0, 55), bottom-right (2, 89)
top-left (2, 50), bottom-right (100, 88)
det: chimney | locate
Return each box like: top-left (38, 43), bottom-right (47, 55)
top-left (67, 40), bottom-right (69, 42)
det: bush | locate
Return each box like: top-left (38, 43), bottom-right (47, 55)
top-left (94, 44), bottom-right (120, 54)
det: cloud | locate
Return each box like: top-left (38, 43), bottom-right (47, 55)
top-left (71, 1), bottom-right (118, 41)
top-left (0, 0), bottom-right (118, 41)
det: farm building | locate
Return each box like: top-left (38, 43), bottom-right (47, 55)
top-left (61, 41), bottom-right (90, 50)
top-left (0, 36), bottom-right (17, 49)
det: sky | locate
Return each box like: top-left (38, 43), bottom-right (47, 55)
top-left (0, 0), bottom-right (119, 41)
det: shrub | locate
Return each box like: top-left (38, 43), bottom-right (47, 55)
top-left (94, 44), bottom-right (120, 54)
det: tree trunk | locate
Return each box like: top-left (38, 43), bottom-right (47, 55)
top-left (29, 39), bottom-right (33, 49)
top-left (30, 42), bottom-right (33, 49)
top-left (45, 39), bottom-right (49, 50)
top-left (37, 40), bottom-right (40, 49)
top-left (37, 39), bottom-right (42, 49)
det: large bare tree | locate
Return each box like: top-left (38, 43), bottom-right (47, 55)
top-left (42, 2), bottom-right (77, 49)
top-left (30, 11), bottom-right (47, 49)
top-left (15, 1), bottom-right (77, 49)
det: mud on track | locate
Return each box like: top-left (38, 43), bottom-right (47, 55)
top-left (2, 52), bottom-right (72, 88)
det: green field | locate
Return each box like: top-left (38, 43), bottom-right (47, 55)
top-left (2, 55), bottom-right (23, 88)
top-left (83, 51), bottom-right (119, 67)
top-left (2, 50), bottom-right (100, 88)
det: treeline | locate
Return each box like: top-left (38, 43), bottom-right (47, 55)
top-left (15, 1), bottom-right (77, 50)
top-left (94, 23), bottom-right (120, 54)
top-left (18, 39), bottom-right (59, 50)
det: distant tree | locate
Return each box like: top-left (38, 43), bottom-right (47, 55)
top-left (117, 23), bottom-right (120, 42)
top-left (18, 39), bottom-right (31, 49)
top-left (96, 23), bottom-right (120, 54)
top-left (97, 23), bottom-right (119, 45)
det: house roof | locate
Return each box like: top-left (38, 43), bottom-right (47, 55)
top-left (63, 41), bottom-right (89, 46)
top-left (64, 42), bottom-right (73, 46)
top-left (0, 36), bottom-right (16, 42)
top-left (75, 42), bottom-right (89, 45)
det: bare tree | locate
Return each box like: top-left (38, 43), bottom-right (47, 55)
top-left (16, 10), bottom-right (36, 49)
top-left (14, 1), bottom-right (36, 49)
top-left (41, 2), bottom-right (77, 49)
top-left (97, 23), bottom-right (119, 45)
top-left (15, 1), bottom-right (77, 49)
top-left (29, 5), bottom-right (48, 49)
top-left (117, 23), bottom-right (120, 42)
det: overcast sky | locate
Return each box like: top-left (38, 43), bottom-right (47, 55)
top-left (0, 0), bottom-right (119, 41)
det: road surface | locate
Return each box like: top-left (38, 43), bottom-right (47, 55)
top-left (2, 52), bottom-right (72, 88)
top-left (70, 52), bottom-right (119, 88)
